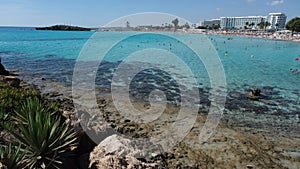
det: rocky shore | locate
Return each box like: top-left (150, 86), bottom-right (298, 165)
top-left (1, 62), bottom-right (300, 168)
top-left (12, 79), bottom-right (300, 168)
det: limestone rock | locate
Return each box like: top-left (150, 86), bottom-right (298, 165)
top-left (0, 76), bottom-right (20, 88)
top-left (0, 162), bottom-right (7, 169)
top-left (89, 134), bottom-right (160, 169)
top-left (0, 58), bottom-right (9, 76)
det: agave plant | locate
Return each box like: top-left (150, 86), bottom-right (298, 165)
top-left (11, 98), bottom-right (78, 169)
top-left (0, 107), bottom-right (9, 130)
top-left (12, 97), bottom-right (47, 125)
top-left (0, 143), bottom-right (26, 169)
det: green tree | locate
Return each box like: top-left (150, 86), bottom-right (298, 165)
top-left (183, 22), bottom-right (190, 29)
top-left (265, 21), bottom-right (271, 30)
top-left (257, 21), bottom-right (271, 31)
top-left (275, 23), bottom-right (279, 31)
top-left (172, 18), bottom-right (179, 32)
top-left (257, 22), bottom-right (265, 29)
top-left (245, 22), bottom-right (249, 29)
top-left (286, 17), bottom-right (300, 35)
top-left (126, 21), bottom-right (130, 28)
top-left (196, 26), bottom-right (208, 29)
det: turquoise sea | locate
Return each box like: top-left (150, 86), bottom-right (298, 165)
top-left (1, 27), bottom-right (299, 133)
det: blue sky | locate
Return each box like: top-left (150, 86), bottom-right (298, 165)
top-left (0, 0), bottom-right (298, 27)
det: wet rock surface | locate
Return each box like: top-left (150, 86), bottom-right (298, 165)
top-left (10, 74), bottom-right (300, 168)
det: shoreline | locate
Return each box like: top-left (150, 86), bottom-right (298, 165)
top-left (116, 28), bottom-right (300, 42)
top-left (1, 70), bottom-right (300, 168)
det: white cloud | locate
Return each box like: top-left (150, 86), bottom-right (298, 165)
top-left (216, 7), bottom-right (221, 12)
top-left (267, 0), bottom-right (284, 6)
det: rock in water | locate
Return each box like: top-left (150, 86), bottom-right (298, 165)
top-left (247, 86), bottom-right (261, 100)
top-left (89, 134), bottom-right (161, 169)
top-left (250, 87), bottom-right (261, 96)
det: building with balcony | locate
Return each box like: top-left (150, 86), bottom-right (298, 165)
top-left (201, 19), bottom-right (221, 27)
top-left (220, 16), bottom-right (266, 29)
top-left (219, 12), bottom-right (287, 30)
top-left (266, 13), bottom-right (287, 30)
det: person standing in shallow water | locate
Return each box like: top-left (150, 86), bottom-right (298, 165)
top-left (0, 57), bottom-right (9, 75)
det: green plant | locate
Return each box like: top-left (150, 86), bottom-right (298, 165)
top-left (0, 83), bottom-right (77, 168)
top-left (13, 98), bottom-right (48, 125)
top-left (11, 98), bottom-right (78, 169)
top-left (286, 17), bottom-right (300, 35)
top-left (0, 143), bottom-right (26, 169)
top-left (0, 82), bottom-right (40, 113)
top-left (0, 108), bottom-right (9, 130)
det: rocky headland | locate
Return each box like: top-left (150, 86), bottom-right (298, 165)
top-left (36, 25), bottom-right (93, 31)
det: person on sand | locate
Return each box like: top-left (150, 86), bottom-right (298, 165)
top-left (0, 57), bottom-right (9, 75)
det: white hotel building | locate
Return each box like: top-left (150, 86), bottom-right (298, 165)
top-left (266, 13), bottom-right (287, 30)
top-left (220, 13), bottom-right (287, 30)
top-left (220, 16), bottom-right (265, 29)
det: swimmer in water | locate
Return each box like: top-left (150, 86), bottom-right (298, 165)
top-left (290, 68), bottom-right (298, 73)
top-left (224, 51), bottom-right (228, 56)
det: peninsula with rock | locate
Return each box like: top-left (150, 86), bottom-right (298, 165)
top-left (36, 25), bottom-right (93, 31)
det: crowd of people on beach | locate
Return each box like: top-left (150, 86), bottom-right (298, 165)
top-left (185, 29), bottom-right (300, 42)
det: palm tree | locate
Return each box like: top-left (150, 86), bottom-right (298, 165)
top-left (245, 22), bottom-right (249, 29)
top-left (172, 18), bottom-right (179, 32)
top-left (257, 22), bottom-right (264, 30)
top-left (275, 23), bottom-right (279, 31)
top-left (265, 21), bottom-right (271, 31)
top-left (126, 21), bottom-right (130, 28)
top-left (251, 22), bottom-right (255, 29)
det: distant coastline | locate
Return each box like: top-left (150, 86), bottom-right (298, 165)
top-left (35, 25), bottom-right (93, 31)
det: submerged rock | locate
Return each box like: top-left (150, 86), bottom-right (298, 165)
top-left (247, 87), bottom-right (261, 100)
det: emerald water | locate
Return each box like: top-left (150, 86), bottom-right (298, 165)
top-left (1, 27), bottom-right (300, 132)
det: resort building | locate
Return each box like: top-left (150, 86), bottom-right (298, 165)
top-left (266, 13), bottom-right (287, 30)
top-left (219, 12), bottom-right (287, 30)
top-left (201, 19), bottom-right (221, 27)
top-left (220, 16), bottom-right (265, 29)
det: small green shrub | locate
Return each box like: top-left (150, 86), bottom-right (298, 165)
top-left (0, 82), bottom-right (40, 113)
top-left (0, 107), bottom-right (9, 130)
top-left (11, 98), bottom-right (78, 169)
top-left (0, 82), bottom-right (78, 168)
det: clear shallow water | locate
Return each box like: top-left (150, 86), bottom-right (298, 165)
top-left (1, 28), bottom-right (300, 131)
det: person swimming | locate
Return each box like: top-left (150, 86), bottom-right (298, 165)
top-left (224, 51), bottom-right (228, 56)
top-left (290, 68), bottom-right (298, 73)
